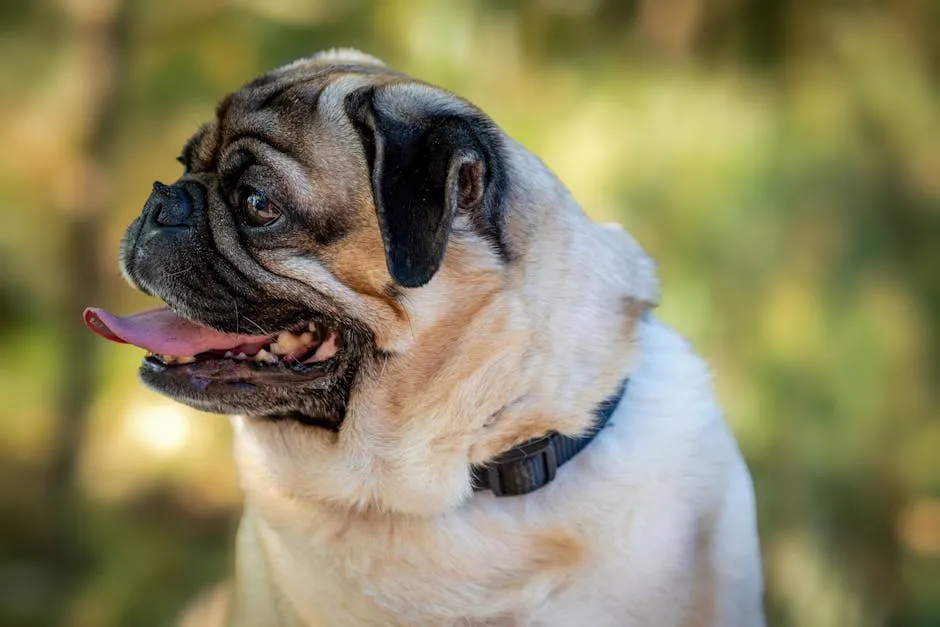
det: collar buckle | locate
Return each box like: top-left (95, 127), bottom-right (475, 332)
top-left (472, 378), bottom-right (628, 497)
top-left (485, 432), bottom-right (558, 496)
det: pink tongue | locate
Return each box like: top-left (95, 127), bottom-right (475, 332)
top-left (83, 306), bottom-right (270, 357)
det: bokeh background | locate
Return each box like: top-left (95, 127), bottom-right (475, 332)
top-left (1, 0), bottom-right (938, 625)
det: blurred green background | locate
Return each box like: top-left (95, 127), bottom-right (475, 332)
top-left (1, 0), bottom-right (938, 625)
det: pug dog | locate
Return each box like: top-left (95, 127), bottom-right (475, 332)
top-left (85, 49), bottom-right (765, 626)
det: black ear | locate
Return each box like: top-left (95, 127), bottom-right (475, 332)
top-left (344, 86), bottom-right (506, 288)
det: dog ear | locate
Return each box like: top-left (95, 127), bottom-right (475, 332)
top-left (344, 85), bottom-right (506, 288)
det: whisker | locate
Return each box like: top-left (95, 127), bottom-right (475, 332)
top-left (165, 265), bottom-right (193, 278)
top-left (242, 314), bottom-right (272, 336)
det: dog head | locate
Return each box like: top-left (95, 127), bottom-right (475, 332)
top-left (86, 49), bottom-right (659, 515)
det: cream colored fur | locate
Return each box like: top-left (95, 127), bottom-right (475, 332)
top-left (174, 49), bottom-right (765, 626)
top-left (223, 318), bottom-right (764, 627)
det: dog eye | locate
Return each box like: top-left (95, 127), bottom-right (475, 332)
top-left (240, 189), bottom-right (281, 227)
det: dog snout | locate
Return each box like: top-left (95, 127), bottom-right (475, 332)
top-left (144, 180), bottom-right (205, 228)
top-left (129, 179), bottom-right (209, 278)
top-left (144, 181), bottom-right (193, 229)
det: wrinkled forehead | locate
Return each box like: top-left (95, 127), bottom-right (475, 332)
top-left (179, 61), bottom-right (401, 173)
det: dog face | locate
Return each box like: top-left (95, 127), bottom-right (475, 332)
top-left (87, 49), bottom-right (659, 514)
top-left (107, 50), bottom-right (506, 424)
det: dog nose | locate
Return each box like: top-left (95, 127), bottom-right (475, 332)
top-left (146, 180), bottom-right (202, 227)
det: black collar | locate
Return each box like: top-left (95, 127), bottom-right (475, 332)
top-left (471, 379), bottom-right (627, 497)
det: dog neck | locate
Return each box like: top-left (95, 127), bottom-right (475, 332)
top-left (463, 141), bottom-right (658, 467)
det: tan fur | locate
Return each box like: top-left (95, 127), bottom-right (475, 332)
top-left (170, 49), bottom-right (764, 626)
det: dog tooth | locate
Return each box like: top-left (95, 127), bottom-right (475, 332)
top-left (254, 349), bottom-right (278, 364)
top-left (224, 351), bottom-right (234, 358)
top-left (235, 352), bottom-right (249, 360)
top-left (308, 322), bottom-right (317, 332)
top-left (177, 356), bottom-right (196, 364)
top-left (269, 342), bottom-right (289, 355)
top-left (275, 331), bottom-right (304, 352)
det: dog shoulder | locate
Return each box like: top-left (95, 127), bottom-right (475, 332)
top-left (628, 317), bottom-right (764, 624)
top-left (548, 318), bottom-right (763, 624)
top-left (625, 317), bottom-right (730, 457)
top-left (634, 317), bottom-right (754, 516)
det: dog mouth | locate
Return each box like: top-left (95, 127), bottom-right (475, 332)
top-left (85, 306), bottom-right (342, 373)
top-left (82, 305), bottom-right (362, 426)
top-left (85, 306), bottom-right (341, 371)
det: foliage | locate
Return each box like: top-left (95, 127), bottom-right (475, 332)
top-left (1, 1), bottom-right (938, 625)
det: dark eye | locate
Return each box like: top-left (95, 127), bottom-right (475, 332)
top-left (240, 189), bottom-right (281, 227)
